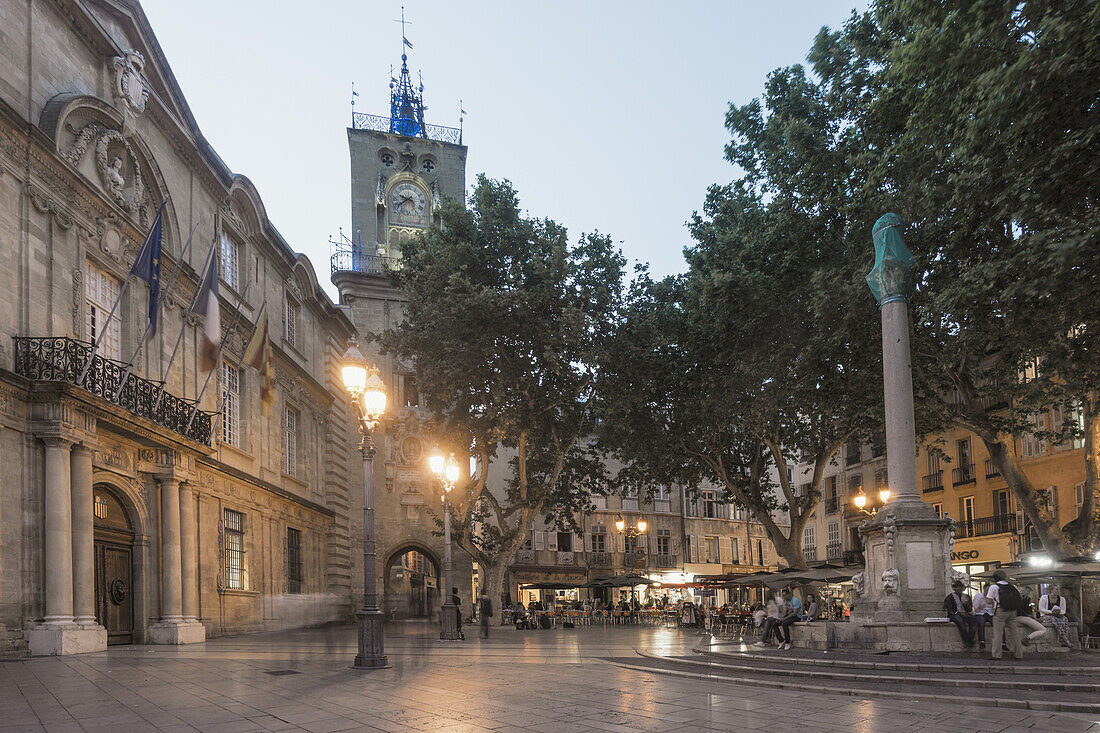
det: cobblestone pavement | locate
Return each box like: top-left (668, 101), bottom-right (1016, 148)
top-left (1, 623), bottom-right (1097, 732)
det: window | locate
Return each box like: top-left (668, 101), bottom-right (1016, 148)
top-left (656, 528), bottom-right (671, 555)
top-left (704, 536), bottom-right (719, 563)
top-left (825, 476), bottom-right (839, 513)
top-left (284, 295), bottom-right (298, 346)
top-left (556, 532), bottom-right (573, 552)
top-left (591, 529), bottom-right (606, 553)
top-left (221, 363), bottom-right (241, 447)
top-left (400, 374), bottom-right (419, 407)
top-left (845, 440), bottom-right (861, 466)
top-left (799, 483), bottom-right (812, 499)
top-left (802, 525), bottom-right (815, 550)
top-left (85, 261), bottom-right (121, 360)
top-left (287, 528), bottom-right (303, 594)
top-left (1075, 483), bottom-right (1085, 512)
top-left (654, 485), bottom-right (671, 513)
top-left (1021, 413), bottom-right (1049, 458)
top-left (828, 521), bottom-right (840, 546)
top-left (872, 434), bottom-right (886, 458)
top-left (284, 406), bottom-right (298, 475)
top-left (223, 509), bottom-right (246, 590)
top-left (702, 490), bottom-right (718, 519)
top-left (220, 233), bottom-right (240, 290)
top-left (848, 475), bottom-right (862, 497)
top-left (622, 486), bottom-right (639, 512)
top-left (993, 489), bottom-right (1011, 517)
top-left (960, 496), bottom-right (975, 527)
top-left (755, 539), bottom-right (765, 566)
top-left (592, 495), bottom-right (607, 510)
top-left (874, 469), bottom-right (888, 491)
top-left (730, 537), bottom-right (739, 564)
top-left (932, 502), bottom-right (943, 518)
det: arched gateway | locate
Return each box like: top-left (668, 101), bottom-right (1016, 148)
top-left (384, 545), bottom-right (440, 619)
top-left (92, 485), bottom-right (135, 644)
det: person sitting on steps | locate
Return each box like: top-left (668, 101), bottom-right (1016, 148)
top-left (944, 580), bottom-right (983, 648)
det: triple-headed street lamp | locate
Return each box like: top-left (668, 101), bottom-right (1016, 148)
top-left (341, 337), bottom-right (389, 669)
top-left (429, 447), bottom-right (462, 641)
top-left (615, 514), bottom-right (647, 538)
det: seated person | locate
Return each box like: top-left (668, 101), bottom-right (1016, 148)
top-left (802, 593), bottom-right (820, 622)
top-left (943, 580), bottom-right (983, 647)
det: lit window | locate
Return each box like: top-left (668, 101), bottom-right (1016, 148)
top-left (85, 261), bottom-right (121, 360)
top-left (704, 536), bottom-right (719, 563)
top-left (223, 509), bottom-right (246, 590)
top-left (284, 406), bottom-right (298, 476)
top-left (656, 528), bottom-right (670, 555)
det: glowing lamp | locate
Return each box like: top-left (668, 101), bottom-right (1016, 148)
top-left (429, 446), bottom-right (445, 477)
top-left (340, 340), bottom-right (368, 396)
top-left (853, 492), bottom-right (868, 510)
top-left (615, 515), bottom-right (626, 533)
top-left (637, 519), bottom-right (647, 533)
top-left (445, 453), bottom-right (460, 484)
top-left (878, 488), bottom-right (891, 504)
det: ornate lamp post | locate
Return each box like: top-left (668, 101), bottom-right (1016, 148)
top-left (853, 486), bottom-right (892, 518)
top-left (615, 514), bottom-right (647, 604)
top-left (341, 337), bottom-right (389, 669)
top-left (430, 447), bottom-right (462, 641)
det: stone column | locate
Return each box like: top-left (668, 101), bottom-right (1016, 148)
top-left (70, 444), bottom-right (97, 625)
top-left (159, 476), bottom-right (184, 623)
top-left (42, 438), bottom-right (75, 624)
top-left (179, 481), bottom-right (199, 622)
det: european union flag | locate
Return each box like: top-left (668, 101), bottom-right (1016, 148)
top-left (131, 202), bottom-right (165, 336)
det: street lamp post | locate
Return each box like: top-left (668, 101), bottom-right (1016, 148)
top-left (853, 486), bottom-right (892, 518)
top-left (341, 337), bottom-right (389, 670)
top-left (615, 514), bottom-right (647, 604)
top-left (430, 447), bottom-right (462, 641)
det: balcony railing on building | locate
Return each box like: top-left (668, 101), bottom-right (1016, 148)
top-left (515, 549), bottom-right (536, 564)
top-left (952, 463), bottom-right (976, 486)
top-left (13, 337), bottom-right (214, 445)
top-left (955, 513), bottom-right (1017, 539)
top-left (803, 545), bottom-right (818, 561)
top-left (351, 111), bottom-right (463, 145)
top-left (922, 470), bottom-right (944, 493)
top-left (654, 553), bottom-right (677, 568)
top-left (588, 551), bottom-right (612, 567)
top-left (556, 551), bottom-right (575, 565)
top-left (825, 497), bottom-right (839, 514)
top-left (985, 458), bottom-right (1000, 478)
top-left (330, 243), bottom-right (402, 277)
top-left (826, 542), bottom-right (843, 561)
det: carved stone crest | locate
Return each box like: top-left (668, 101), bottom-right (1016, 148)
top-left (112, 51), bottom-right (150, 115)
top-left (94, 129), bottom-right (147, 218)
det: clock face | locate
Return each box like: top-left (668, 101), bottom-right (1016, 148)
top-left (391, 184), bottom-right (427, 222)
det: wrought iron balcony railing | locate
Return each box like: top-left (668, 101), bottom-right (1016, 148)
top-left (556, 551), bottom-right (575, 565)
top-left (803, 545), bottom-right (818, 561)
top-left (922, 471), bottom-right (944, 492)
top-left (952, 463), bottom-right (976, 486)
top-left (515, 549), bottom-right (536, 564)
top-left (825, 497), bottom-right (839, 514)
top-left (955, 513), bottom-right (1017, 539)
top-left (330, 248), bottom-right (402, 277)
top-left (826, 542), bottom-right (843, 560)
top-left (655, 554), bottom-right (677, 568)
top-left (13, 337), bottom-right (214, 445)
top-left (985, 458), bottom-right (1000, 478)
top-left (351, 111), bottom-right (463, 145)
top-left (588, 551), bottom-right (612, 567)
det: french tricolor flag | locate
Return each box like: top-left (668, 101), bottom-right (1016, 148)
top-left (193, 253), bottom-right (221, 372)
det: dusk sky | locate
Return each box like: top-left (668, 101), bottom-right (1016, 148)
top-left (141, 1), bottom-right (867, 297)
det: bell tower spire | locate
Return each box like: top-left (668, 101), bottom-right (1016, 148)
top-left (390, 6), bottom-right (426, 137)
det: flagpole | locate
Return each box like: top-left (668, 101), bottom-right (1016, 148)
top-left (185, 291), bottom-right (259, 436)
top-left (77, 199), bottom-right (167, 387)
top-left (154, 238), bottom-right (218, 413)
top-left (111, 222), bottom-right (199, 401)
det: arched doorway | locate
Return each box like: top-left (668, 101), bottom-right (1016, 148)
top-left (93, 485), bottom-right (134, 644)
top-left (384, 546), bottom-right (439, 620)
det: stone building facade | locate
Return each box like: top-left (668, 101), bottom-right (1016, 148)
top-left (0, 0), bottom-right (361, 655)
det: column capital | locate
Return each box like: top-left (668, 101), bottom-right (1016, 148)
top-left (39, 435), bottom-right (74, 450)
top-left (866, 213), bottom-right (915, 305)
top-left (71, 441), bottom-right (97, 458)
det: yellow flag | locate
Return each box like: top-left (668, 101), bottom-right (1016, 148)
top-left (242, 302), bottom-right (275, 413)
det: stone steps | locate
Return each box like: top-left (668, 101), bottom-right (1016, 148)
top-left (606, 648), bottom-right (1100, 714)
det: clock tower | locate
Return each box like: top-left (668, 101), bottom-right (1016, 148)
top-left (331, 39), bottom-right (473, 624)
top-left (338, 51), bottom-right (467, 270)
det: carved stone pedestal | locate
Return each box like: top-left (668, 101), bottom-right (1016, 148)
top-left (27, 622), bottom-right (106, 656)
top-left (147, 620), bottom-right (206, 645)
top-left (852, 501), bottom-right (957, 624)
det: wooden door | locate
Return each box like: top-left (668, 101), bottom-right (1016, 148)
top-left (94, 539), bottom-right (133, 644)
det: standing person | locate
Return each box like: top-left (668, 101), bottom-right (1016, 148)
top-left (451, 586), bottom-right (465, 640)
top-left (972, 583), bottom-right (993, 650)
top-left (987, 571), bottom-right (1044, 659)
top-left (776, 588), bottom-right (803, 650)
top-left (479, 593), bottom-right (493, 639)
top-left (943, 581), bottom-right (982, 647)
top-left (1039, 586), bottom-right (1073, 647)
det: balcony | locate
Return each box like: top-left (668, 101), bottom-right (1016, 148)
top-left (556, 551), bottom-right (575, 565)
top-left (803, 545), bottom-right (818, 561)
top-left (655, 554), bottom-right (677, 568)
top-left (922, 471), bottom-right (944, 493)
top-left (588, 551), bottom-right (612, 567)
top-left (985, 458), bottom-right (1000, 478)
top-left (825, 497), bottom-right (839, 514)
top-left (330, 245), bottom-right (402, 277)
top-left (956, 513), bottom-right (1017, 539)
top-left (351, 111), bottom-right (463, 144)
top-left (13, 337), bottom-right (214, 445)
top-left (826, 542), bottom-right (843, 561)
top-left (515, 549), bottom-right (536, 564)
top-left (842, 550), bottom-right (864, 566)
top-left (952, 463), bottom-right (976, 486)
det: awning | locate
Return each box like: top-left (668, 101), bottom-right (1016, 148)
top-left (586, 575), bottom-right (654, 588)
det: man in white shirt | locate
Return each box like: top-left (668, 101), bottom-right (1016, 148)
top-left (1039, 586), bottom-right (1073, 647)
top-left (987, 571), bottom-right (1022, 659)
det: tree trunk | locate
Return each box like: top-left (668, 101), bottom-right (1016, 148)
top-left (481, 562), bottom-right (508, 625)
top-left (1063, 401), bottom-right (1099, 552)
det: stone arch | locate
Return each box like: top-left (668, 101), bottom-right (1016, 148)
top-left (226, 176), bottom-right (268, 239)
top-left (383, 541), bottom-right (441, 620)
top-left (90, 478), bottom-right (149, 644)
